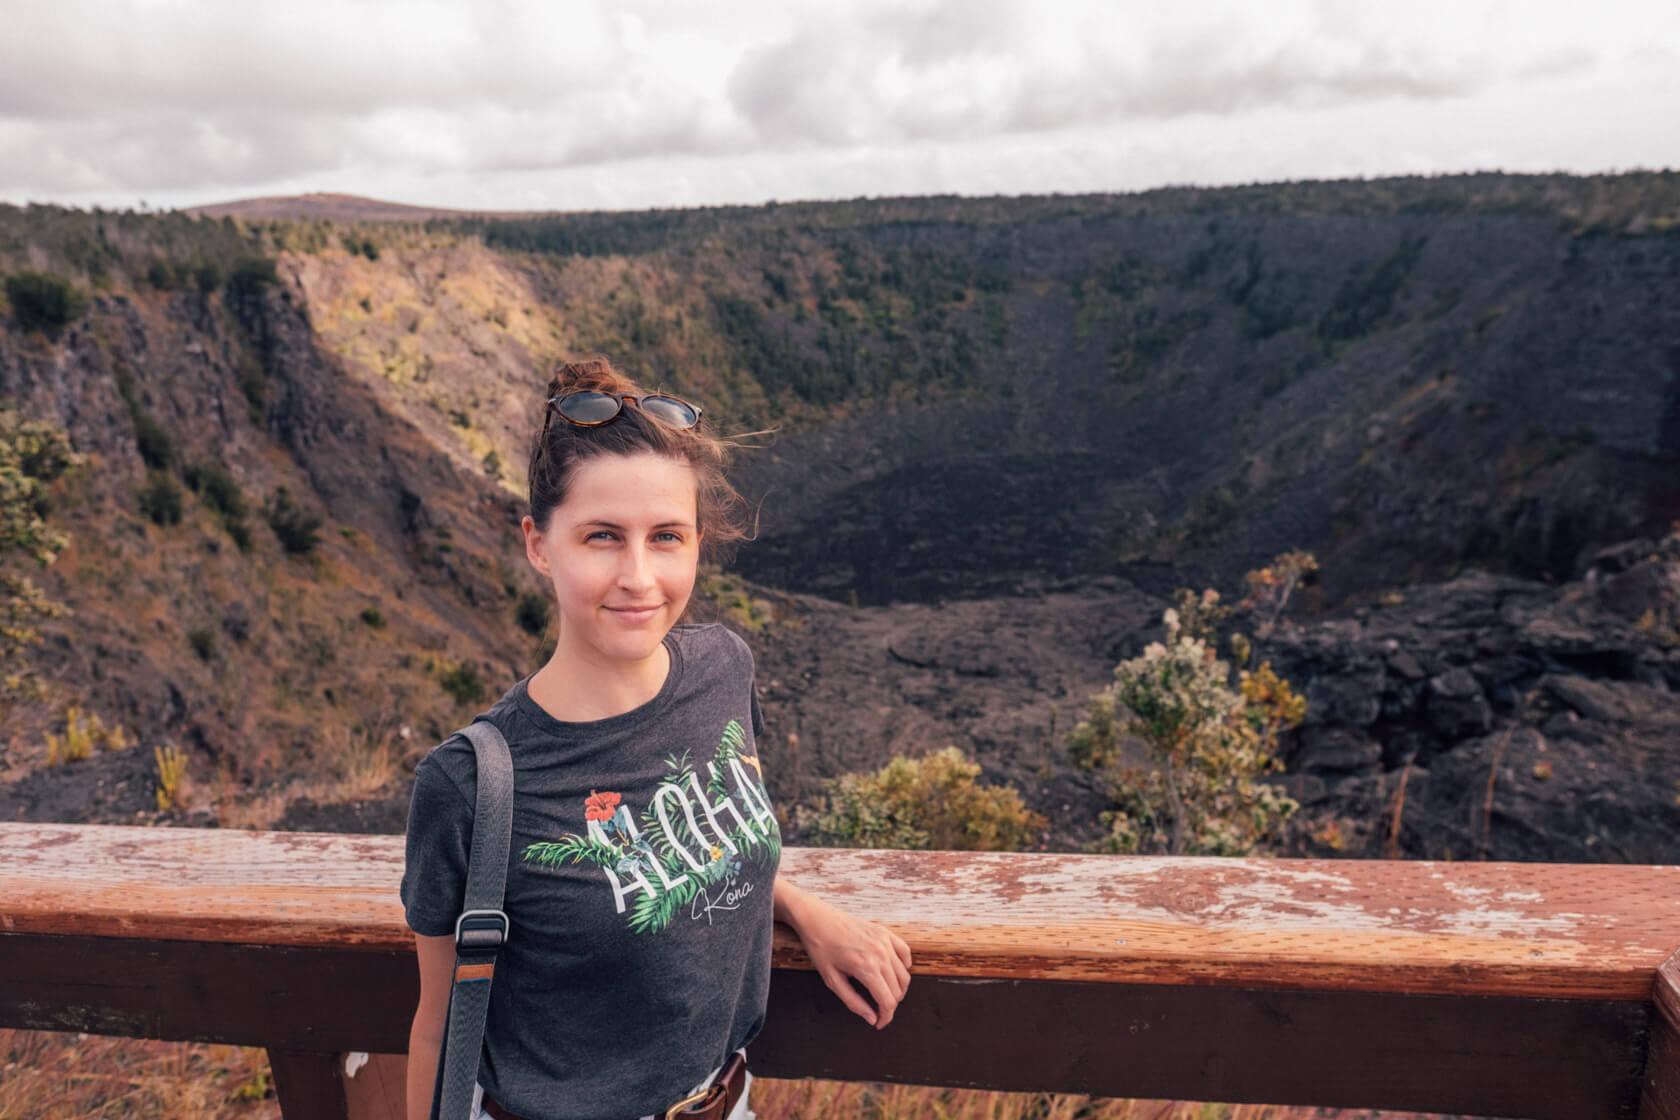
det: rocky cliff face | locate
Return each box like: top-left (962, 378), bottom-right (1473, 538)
top-left (728, 212), bottom-right (1680, 609)
top-left (729, 533), bottom-right (1680, 862)
top-left (1256, 537), bottom-right (1680, 863)
top-left (0, 278), bottom-right (537, 820)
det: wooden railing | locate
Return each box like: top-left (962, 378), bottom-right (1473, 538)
top-left (1, 822), bottom-right (1677, 1120)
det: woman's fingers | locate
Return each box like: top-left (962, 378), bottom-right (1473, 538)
top-left (891, 953), bottom-right (911, 998)
top-left (820, 966), bottom-right (878, 1026)
top-left (891, 929), bottom-right (912, 971)
top-left (858, 965), bottom-right (900, 1028)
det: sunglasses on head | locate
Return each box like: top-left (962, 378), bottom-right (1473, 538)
top-left (545, 391), bottom-right (702, 432)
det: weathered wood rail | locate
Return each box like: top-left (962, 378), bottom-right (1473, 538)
top-left (1, 822), bottom-right (1677, 1120)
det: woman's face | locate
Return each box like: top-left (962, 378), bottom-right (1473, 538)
top-left (521, 450), bottom-right (701, 671)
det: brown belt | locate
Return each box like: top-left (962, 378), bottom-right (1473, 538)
top-left (481, 1051), bottom-right (748, 1120)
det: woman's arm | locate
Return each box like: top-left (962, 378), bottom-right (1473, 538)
top-left (407, 932), bottom-right (457, 1120)
top-left (773, 874), bottom-right (913, 1028)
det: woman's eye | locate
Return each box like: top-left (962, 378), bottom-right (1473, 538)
top-left (656, 531), bottom-right (683, 543)
top-left (586, 530), bottom-right (617, 542)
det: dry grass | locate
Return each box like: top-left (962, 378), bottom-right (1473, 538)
top-left (329, 716), bottom-right (405, 802)
top-left (748, 1079), bottom-right (1458, 1120)
top-left (0, 1029), bottom-right (277, 1120)
top-left (205, 715), bottom-right (406, 830)
top-left (0, 1037), bottom-right (1463, 1120)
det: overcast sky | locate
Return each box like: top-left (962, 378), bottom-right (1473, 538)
top-left (2, 0), bottom-right (1677, 214)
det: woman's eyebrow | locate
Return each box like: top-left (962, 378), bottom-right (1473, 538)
top-left (578, 519), bottom-right (694, 530)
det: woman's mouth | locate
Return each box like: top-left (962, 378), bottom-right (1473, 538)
top-left (605, 604), bottom-right (661, 623)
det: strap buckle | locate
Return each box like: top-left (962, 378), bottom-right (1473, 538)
top-left (664, 1084), bottom-right (719, 1120)
top-left (454, 908), bottom-right (509, 953)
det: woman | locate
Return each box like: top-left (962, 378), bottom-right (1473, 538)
top-left (401, 357), bottom-right (912, 1120)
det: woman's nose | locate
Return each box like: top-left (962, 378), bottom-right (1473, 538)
top-left (618, 543), bottom-right (656, 590)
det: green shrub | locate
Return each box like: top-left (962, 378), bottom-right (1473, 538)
top-left (514, 590), bottom-right (549, 636)
top-left (187, 626), bottom-right (215, 661)
top-left (1, 409), bottom-right (78, 710)
top-left (265, 486), bottom-right (323, 554)
top-left (1238, 551), bottom-right (1318, 637)
top-left (137, 471), bottom-right (183, 525)
top-left (145, 260), bottom-right (190, 291)
top-left (182, 459), bottom-right (247, 519)
top-left (1069, 597), bottom-right (1303, 856)
top-left (132, 411), bottom-right (175, 470)
top-left (193, 263), bottom-right (222, 293)
top-left (437, 660), bottom-right (485, 705)
top-left (227, 256), bottom-right (278, 298)
top-left (802, 746), bottom-right (1046, 851)
top-left (359, 605), bottom-right (386, 628)
top-left (698, 570), bottom-right (775, 631)
top-left (5, 271), bottom-right (88, 332)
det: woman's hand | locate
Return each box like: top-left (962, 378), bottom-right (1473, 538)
top-left (774, 878), bottom-right (912, 1028)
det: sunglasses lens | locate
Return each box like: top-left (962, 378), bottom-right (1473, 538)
top-left (640, 396), bottom-right (699, 429)
top-left (556, 392), bottom-right (621, 425)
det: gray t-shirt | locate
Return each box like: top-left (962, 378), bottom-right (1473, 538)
top-left (401, 622), bottom-right (781, 1120)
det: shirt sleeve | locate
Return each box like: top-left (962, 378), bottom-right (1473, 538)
top-left (400, 750), bottom-right (475, 937)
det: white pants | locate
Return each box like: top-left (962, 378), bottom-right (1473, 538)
top-left (471, 1048), bottom-right (756, 1120)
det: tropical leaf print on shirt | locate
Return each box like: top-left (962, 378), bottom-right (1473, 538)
top-left (521, 719), bottom-right (781, 934)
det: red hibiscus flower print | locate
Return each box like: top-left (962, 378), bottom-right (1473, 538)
top-left (584, 790), bottom-right (622, 822)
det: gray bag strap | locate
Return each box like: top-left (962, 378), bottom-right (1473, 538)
top-left (431, 718), bottom-right (515, 1120)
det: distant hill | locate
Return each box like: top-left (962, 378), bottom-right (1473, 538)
top-left (186, 191), bottom-right (510, 222)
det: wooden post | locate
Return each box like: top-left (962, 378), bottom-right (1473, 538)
top-left (268, 1049), bottom-right (349, 1120)
top-left (342, 1052), bottom-right (408, 1120)
top-left (1640, 948), bottom-right (1680, 1120)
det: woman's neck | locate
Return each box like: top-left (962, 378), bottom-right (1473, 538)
top-left (529, 640), bottom-right (671, 723)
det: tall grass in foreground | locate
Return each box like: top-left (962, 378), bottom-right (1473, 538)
top-left (0, 1029), bottom-right (275, 1119)
top-left (749, 1079), bottom-right (1454, 1120)
top-left (0, 1028), bottom-right (1458, 1120)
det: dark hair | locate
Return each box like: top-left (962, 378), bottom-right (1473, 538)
top-left (526, 357), bottom-right (752, 566)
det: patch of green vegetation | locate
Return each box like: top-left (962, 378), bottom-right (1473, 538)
top-left (187, 626), bottom-right (216, 662)
top-left (182, 459), bottom-right (246, 519)
top-left (514, 590), bottom-right (549, 636)
top-left (130, 410), bottom-right (175, 471)
top-left (437, 659), bottom-right (486, 706)
top-left (1316, 235), bottom-right (1425, 345)
top-left (0, 204), bottom-right (270, 299)
top-left (1107, 304), bottom-right (1208, 384)
top-left (265, 485), bottom-right (324, 555)
top-left (801, 746), bottom-right (1046, 851)
top-left (182, 459), bottom-right (252, 548)
top-left (4, 270), bottom-right (88, 332)
top-left (1069, 577), bottom-right (1305, 855)
top-left (137, 470), bottom-right (183, 526)
top-left (0, 409), bottom-right (79, 711)
top-left (698, 570), bottom-right (776, 631)
top-left (468, 171), bottom-right (1680, 250)
top-left (710, 290), bottom-right (834, 406)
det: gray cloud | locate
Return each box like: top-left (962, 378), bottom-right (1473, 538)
top-left (728, 11), bottom-right (1501, 153)
top-left (0, 0), bottom-right (1673, 207)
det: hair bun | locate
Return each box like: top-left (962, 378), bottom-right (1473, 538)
top-left (545, 356), bottom-right (628, 399)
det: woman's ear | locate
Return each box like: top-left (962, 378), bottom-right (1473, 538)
top-left (522, 515), bottom-right (551, 576)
